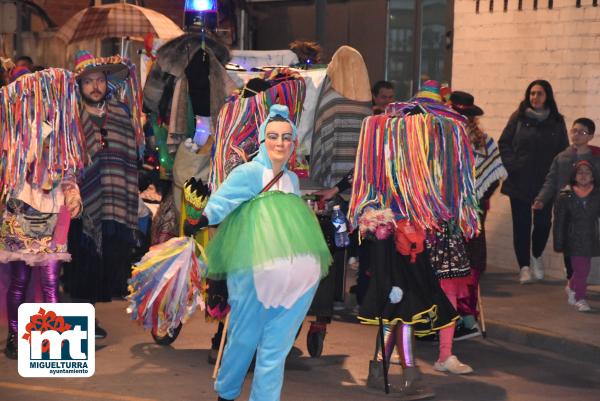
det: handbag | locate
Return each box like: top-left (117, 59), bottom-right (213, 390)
top-left (426, 223), bottom-right (470, 279)
top-left (16, 211), bottom-right (58, 239)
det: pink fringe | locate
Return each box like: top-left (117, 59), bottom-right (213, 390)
top-left (0, 250), bottom-right (71, 267)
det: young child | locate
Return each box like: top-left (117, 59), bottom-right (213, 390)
top-left (534, 118), bottom-right (600, 284)
top-left (553, 160), bottom-right (600, 312)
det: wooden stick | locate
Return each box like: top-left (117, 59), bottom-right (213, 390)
top-left (212, 313), bottom-right (230, 379)
top-left (477, 284), bottom-right (487, 338)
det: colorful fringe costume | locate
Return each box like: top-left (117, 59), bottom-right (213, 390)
top-left (352, 91), bottom-right (479, 380)
top-left (348, 100), bottom-right (479, 238)
top-left (0, 68), bottom-right (84, 352)
top-left (209, 68), bottom-right (306, 190)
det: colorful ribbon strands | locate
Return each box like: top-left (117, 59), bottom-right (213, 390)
top-left (210, 68), bottom-right (305, 189)
top-left (127, 236), bottom-right (207, 337)
top-left (0, 68), bottom-right (85, 205)
top-left (348, 101), bottom-right (480, 239)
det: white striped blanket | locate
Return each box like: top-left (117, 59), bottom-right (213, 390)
top-left (474, 135), bottom-right (508, 200)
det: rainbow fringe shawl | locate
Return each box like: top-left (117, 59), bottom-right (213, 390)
top-left (127, 236), bottom-right (207, 337)
top-left (0, 68), bottom-right (85, 205)
top-left (348, 101), bottom-right (480, 238)
top-left (209, 68), bottom-right (305, 189)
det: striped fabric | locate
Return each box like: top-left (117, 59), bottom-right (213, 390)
top-left (55, 3), bottom-right (183, 44)
top-left (473, 135), bottom-right (508, 200)
top-left (80, 101), bottom-right (139, 250)
top-left (310, 80), bottom-right (372, 187)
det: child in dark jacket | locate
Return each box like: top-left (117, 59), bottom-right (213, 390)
top-left (553, 160), bottom-right (600, 312)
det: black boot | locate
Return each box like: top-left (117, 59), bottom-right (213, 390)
top-left (217, 397), bottom-right (233, 401)
top-left (4, 331), bottom-right (18, 360)
top-left (95, 320), bottom-right (107, 339)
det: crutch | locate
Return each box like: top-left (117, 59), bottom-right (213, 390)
top-left (477, 284), bottom-right (487, 338)
top-left (212, 313), bottom-right (230, 379)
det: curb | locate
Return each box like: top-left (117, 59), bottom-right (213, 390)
top-left (484, 319), bottom-right (600, 364)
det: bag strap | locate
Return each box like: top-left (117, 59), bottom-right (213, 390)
top-left (260, 170), bottom-right (284, 193)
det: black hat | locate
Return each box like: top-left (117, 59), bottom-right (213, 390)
top-left (450, 91), bottom-right (484, 116)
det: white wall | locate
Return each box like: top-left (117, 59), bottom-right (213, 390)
top-left (452, 0), bottom-right (600, 279)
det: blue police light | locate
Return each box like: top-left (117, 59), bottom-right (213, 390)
top-left (185, 0), bottom-right (218, 12)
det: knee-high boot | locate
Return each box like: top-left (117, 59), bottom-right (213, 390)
top-left (5, 261), bottom-right (31, 359)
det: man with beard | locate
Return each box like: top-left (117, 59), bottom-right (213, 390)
top-left (66, 51), bottom-right (144, 338)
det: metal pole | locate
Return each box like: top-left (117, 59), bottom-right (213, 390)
top-left (412, 0), bottom-right (423, 97)
top-left (240, 8), bottom-right (247, 50)
top-left (14, 0), bottom-right (23, 58)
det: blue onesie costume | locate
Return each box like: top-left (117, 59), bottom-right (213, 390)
top-left (202, 105), bottom-right (331, 401)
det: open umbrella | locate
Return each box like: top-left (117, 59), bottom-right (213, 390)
top-left (55, 3), bottom-right (183, 44)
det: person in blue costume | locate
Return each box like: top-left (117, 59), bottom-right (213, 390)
top-left (185, 104), bottom-right (331, 401)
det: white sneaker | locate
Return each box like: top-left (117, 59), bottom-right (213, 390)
top-left (434, 355), bottom-right (473, 374)
top-left (519, 266), bottom-right (533, 284)
top-left (565, 286), bottom-right (576, 305)
top-left (531, 256), bottom-right (545, 280)
top-left (575, 299), bottom-right (592, 312)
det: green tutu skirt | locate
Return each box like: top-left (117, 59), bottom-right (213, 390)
top-left (206, 191), bottom-right (332, 279)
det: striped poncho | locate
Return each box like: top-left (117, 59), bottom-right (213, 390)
top-left (309, 79), bottom-right (372, 187)
top-left (79, 101), bottom-right (139, 251)
top-left (473, 135), bottom-right (507, 200)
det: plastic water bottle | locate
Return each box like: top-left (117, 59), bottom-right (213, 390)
top-left (331, 205), bottom-right (350, 248)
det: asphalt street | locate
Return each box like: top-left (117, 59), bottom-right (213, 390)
top-left (1, 300), bottom-right (599, 401)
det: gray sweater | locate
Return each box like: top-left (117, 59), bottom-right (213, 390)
top-left (535, 146), bottom-right (600, 206)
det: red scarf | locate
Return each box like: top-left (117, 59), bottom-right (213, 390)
top-left (573, 184), bottom-right (593, 198)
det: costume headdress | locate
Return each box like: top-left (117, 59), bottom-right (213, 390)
top-left (349, 80), bottom-right (479, 238)
top-left (209, 68), bottom-right (305, 190)
top-left (326, 46), bottom-right (371, 102)
top-left (0, 68), bottom-right (86, 205)
top-left (412, 79), bottom-right (443, 103)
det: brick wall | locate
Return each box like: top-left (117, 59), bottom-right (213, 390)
top-left (452, 0), bottom-right (600, 279)
top-left (33, 0), bottom-right (184, 27)
top-left (34, 0), bottom-right (89, 27)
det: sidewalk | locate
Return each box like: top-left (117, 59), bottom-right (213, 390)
top-left (479, 264), bottom-right (600, 364)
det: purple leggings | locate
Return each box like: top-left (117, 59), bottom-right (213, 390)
top-left (569, 256), bottom-right (591, 301)
top-left (7, 260), bottom-right (61, 333)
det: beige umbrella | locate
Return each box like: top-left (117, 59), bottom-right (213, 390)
top-left (55, 3), bottom-right (184, 44)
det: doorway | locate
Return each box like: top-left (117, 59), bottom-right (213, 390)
top-left (386, 0), bottom-right (453, 101)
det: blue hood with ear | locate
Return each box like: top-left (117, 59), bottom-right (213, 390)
top-left (253, 104), bottom-right (297, 169)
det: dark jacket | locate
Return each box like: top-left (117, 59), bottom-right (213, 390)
top-left (553, 187), bottom-right (600, 257)
top-left (535, 147), bottom-right (600, 206)
top-left (499, 111), bottom-right (569, 203)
